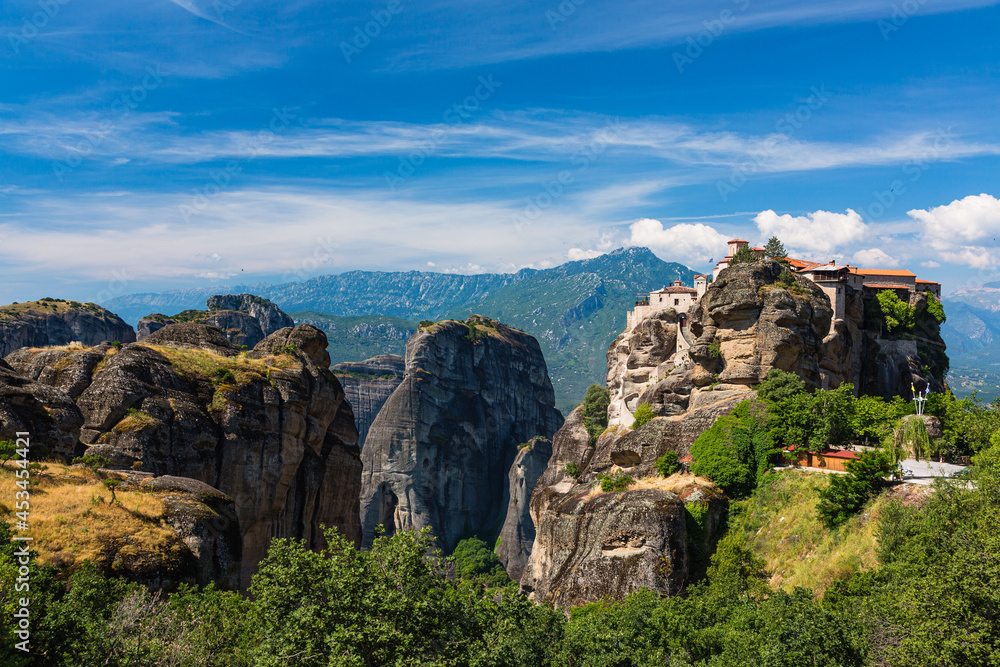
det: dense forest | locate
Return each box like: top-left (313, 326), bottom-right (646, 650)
top-left (3, 371), bottom-right (1000, 666)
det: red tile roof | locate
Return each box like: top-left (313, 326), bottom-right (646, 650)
top-left (728, 238), bottom-right (749, 244)
top-left (851, 268), bottom-right (917, 277)
top-left (916, 279), bottom-right (940, 285)
top-left (866, 284), bottom-right (916, 290)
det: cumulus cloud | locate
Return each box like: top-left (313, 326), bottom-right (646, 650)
top-left (753, 209), bottom-right (868, 257)
top-left (628, 219), bottom-right (729, 265)
top-left (851, 248), bottom-right (899, 267)
top-left (921, 260), bottom-right (941, 268)
top-left (907, 194), bottom-right (1000, 268)
top-left (567, 247), bottom-right (603, 261)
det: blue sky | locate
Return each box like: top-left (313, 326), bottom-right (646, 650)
top-left (1, 0), bottom-right (999, 305)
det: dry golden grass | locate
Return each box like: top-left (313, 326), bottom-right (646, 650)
top-left (147, 345), bottom-right (298, 385)
top-left (113, 410), bottom-right (159, 433)
top-left (92, 346), bottom-right (120, 374)
top-left (627, 472), bottom-right (717, 494)
top-left (734, 469), bottom-right (888, 594)
top-left (0, 462), bottom-right (185, 575)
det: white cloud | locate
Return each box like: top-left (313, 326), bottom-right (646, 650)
top-left (851, 248), bottom-right (899, 267)
top-left (567, 248), bottom-right (603, 261)
top-left (208, 252), bottom-right (223, 262)
top-left (909, 193), bottom-right (1000, 245)
top-left (426, 261), bottom-right (436, 267)
top-left (627, 219), bottom-right (728, 265)
top-left (921, 260), bottom-right (941, 268)
top-left (0, 187), bottom-right (589, 295)
top-left (908, 194), bottom-right (1000, 268)
top-left (753, 209), bottom-right (868, 257)
top-left (443, 263), bottom-right (485, 274)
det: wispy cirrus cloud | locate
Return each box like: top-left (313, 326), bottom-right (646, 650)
top-left (2, 109), bottom-right (996, 178)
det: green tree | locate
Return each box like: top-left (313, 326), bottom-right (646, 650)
top-left (730, 244), bottom-right (758, 265)
top-left (581, 384), bottom-right (610, 446)
top-left (816, 450), bottom-right (893, 528)
top-left (631, 402), bottom-right (656, 429)
top-left (872, 290), bottom-right (915, 334)
top-left (452, 537), bottom-right (510, 587)
top-left (689, 400), bottom-right (777, 497)
top-left (655, 451), bottom-right (680, 477)
top-left (762, 236), bottom-right (787, 259)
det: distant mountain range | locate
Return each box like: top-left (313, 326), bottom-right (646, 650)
top-left (104, 248), bottom-right (696, 413)
top-left (942, 283), bottom-right (1000, 402)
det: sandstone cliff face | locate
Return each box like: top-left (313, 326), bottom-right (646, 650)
top-left (332, 355), bottom-right (405, 449)
top-left (523, 487), bottom-right (693, 608)
top-left (138, 294), bottom-right (294, 349)
top-left (6, 323), bottom-right (361, 587)
top-left (520, 405), bottom-right (731, 609)
top-left (689, 261), bottom-right (832, 390)
top-left (495, 436), bottom-right (552, 582)
top-left (606, 310), bottom-right (683, 427)
top-left (359, 316), bottom-right (564, 553)
top-left (0, 300), bottom-right (135, 356)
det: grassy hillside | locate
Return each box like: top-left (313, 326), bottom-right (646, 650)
top-left (0, 461), bottom-right (185, 576)
top-left (729, 469), bottom-right (930, 594)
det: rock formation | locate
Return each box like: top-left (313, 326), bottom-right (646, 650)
top-left (137, 293), bottom-right (294, 349)
top-left (332, 355), bottom-right (405, 449)
top-left (495, 436), bottom-right (552, 581)
top-left (359, 316), bottom-right (564, 553)
top-left (4, 322), bottom-right (361, 587)
top-left (688, 260), bottom-right (832, 390)
top-left (0, 299), bottom-right (135, 356)
top-left (0, 358), bottom-right (84, 459)
top-left (520, 409), bottom-right (731, 609)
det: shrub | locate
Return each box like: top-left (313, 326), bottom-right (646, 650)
top-left (0, 440), bottom-right (16, 466)
top-left (419, 320), bottom-right (435, 328)
top-left (655, 451), bottom-right (680, 477)
top-left (631, 402), bottom-right (656, 429)
top-left (211, 368), bottom-right (236, 385)
top-left (562, 462), bottom-right (582, 479)
top-left (102, 479), bottom-right (122, 504)
top-left (72, 454), bottom-right (111, 473)
top-left (599, 472), bottom-right (633, 492)
top-left (110, 340), bottom-right (121, 348)
top-left (816, 450), bottom-right (893, 528)
top-left (708, 338), bottom-right (722, 358)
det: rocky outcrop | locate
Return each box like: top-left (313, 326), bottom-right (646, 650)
top-left (606, 310), bottom-right (682, 427)
top-left (332, 355), bottom-right (405, 449)
top-left (207, 294), bottom-right (294, 335)
top-left (8, 322), bottom-right (361, 588)
top-left (521, 479), bottom-right (727, 610)
top-left (359, 316), bottom-right (564, 553)
top-left (0, 358), bottom-right (84, 459)
top-left (0, 299), bottom-right (135, 356)
top-left (520, 393), bottom-right (736, 609)
top-left (496, 436), bottom-right (552, 581)
top-left (137, 294), bottom-right (294, 349)
top-left (689, 261), bottom-right (832, 390)
top-left (139, 475), bottom-right (243, 590)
